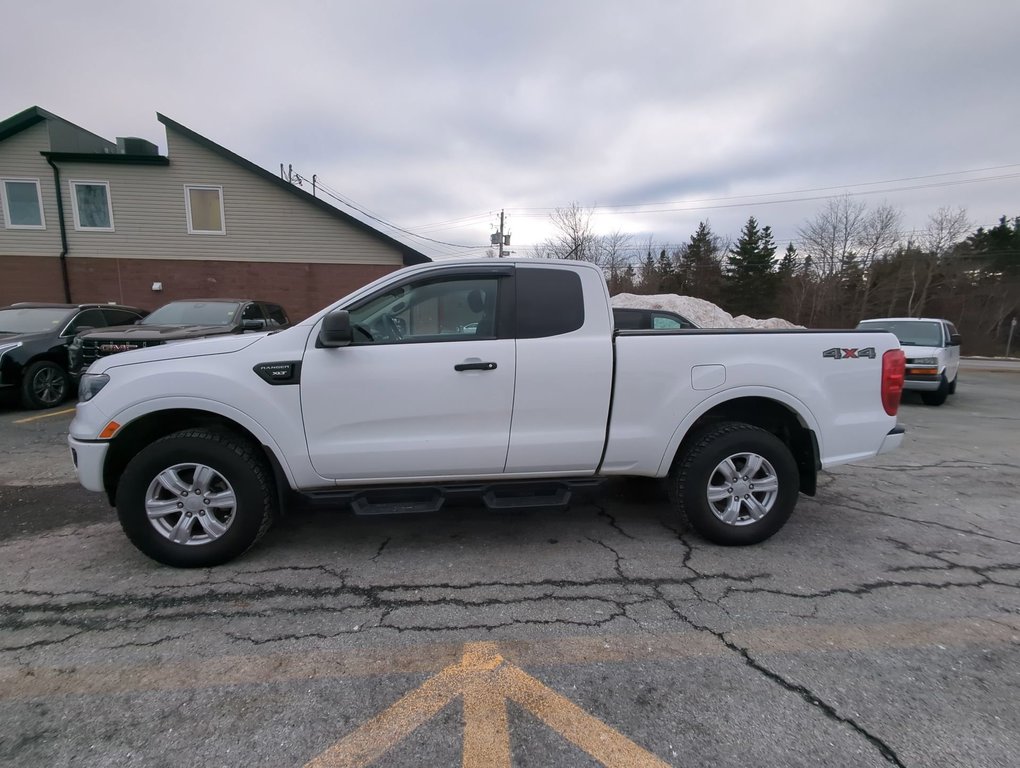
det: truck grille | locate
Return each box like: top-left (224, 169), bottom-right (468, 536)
top-left (79, 338), bottom-right (165, 367)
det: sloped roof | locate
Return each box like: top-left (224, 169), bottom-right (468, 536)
top-left (0, 106), bottom-right (115, 150)
top-left (157, 114), bottom-right (430, 266)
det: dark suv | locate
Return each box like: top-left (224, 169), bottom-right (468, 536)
top-left (0, 303), bottom-right (148, 409)
top-left (70, 299), bottom-right (290, 375)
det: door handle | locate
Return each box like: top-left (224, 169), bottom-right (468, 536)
top-left (454, 361), bottom-right (497, 372)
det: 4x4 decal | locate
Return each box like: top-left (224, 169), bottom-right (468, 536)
top-left (823, 347), bottom-right (876, 360)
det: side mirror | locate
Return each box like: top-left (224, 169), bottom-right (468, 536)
top-left (242, 318), bottom-right (267, 331)
top-left (949, 333), bottom-right (961, 347)
top-left (318, 309), bottom-right (353, 348)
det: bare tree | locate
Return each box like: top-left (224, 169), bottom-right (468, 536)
top-left (798, 195), bottom-right (868, 278)
top-left (856, 203), bottom-right (902, 317)
top-left (908, 206), bottom-right (970, 316)
top-left (599, 230), bottom-right (633, 294)
top-left (544, 202), bottom-right (599, 262)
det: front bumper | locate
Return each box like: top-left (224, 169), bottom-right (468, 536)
top-left (68, 436), bottom-right (109, 493)
top-left (903, 376), bottom-right (941, 392)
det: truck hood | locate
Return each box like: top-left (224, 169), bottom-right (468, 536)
top-left (0, 330), bottom-right (50, 346)
top-left (900, 345), bottom-right (943, 360)
top-left (80, 324), bottom-right (238, 341)
top-left (88, 333), bottom-right (266, 373)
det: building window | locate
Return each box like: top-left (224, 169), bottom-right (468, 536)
top-left (1, 178), bottom-right (45, 229)
top-left (70, 181), bottom-right (114, 231)
top-left (185, 185), bottom-right (225, 234)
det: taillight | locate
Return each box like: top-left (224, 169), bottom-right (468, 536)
top-left (882, 349), bottom-right (906, 416)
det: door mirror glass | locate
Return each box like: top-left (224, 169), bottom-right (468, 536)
top-left (319, 309), bottom-right (353, 347)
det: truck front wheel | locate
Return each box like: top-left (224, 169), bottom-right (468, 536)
top-left (670, 422), bottom-right (799, 546)
top-left (115, 429), bottom-right (277, 567)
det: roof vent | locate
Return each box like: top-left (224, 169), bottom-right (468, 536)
top-left (116, 137), bottom-right (159, 155)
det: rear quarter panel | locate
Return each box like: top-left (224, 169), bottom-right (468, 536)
top-left (602, 329), bottom-right (900, 475)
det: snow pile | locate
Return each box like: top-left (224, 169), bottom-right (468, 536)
top-left (611, 293), bottom-right (803, 330)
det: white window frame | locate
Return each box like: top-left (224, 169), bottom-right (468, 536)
top-left (1, 177), bottom-right (46, 230)
top-left (69, 180), bottom-right (115, 232)
top-left (184, 185), bottom-right (226, 235)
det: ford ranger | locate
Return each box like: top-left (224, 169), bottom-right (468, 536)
top-left (68, 260), bottom-right (906, 567)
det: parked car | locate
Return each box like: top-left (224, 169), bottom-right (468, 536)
top-left (613, 307), bottom-right (698, 330)
top-left (69, 259), bottom-right (905, 567)
top-left (69, 299), bottom-right (290, 376)
top-left (855, 317), bottom-right (960, 406)
top-left (0, 302), bottom-right (147, 409)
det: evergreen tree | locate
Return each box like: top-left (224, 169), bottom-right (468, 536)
top-left (677, 221), bottom-right (725, 303)
top-left (656, 249), bottom-right (674, 292)
top-left (724, 216), bottom-right (778, 317)
top-left (621, 262), bottom-right (637, 293)
top-left (777, 243), bottom-right (798, 279)
top-left (638, 253), bottom-right (658, 294)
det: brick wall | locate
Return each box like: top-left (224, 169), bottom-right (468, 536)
top-left (0, 255), bottom-right (399, 321)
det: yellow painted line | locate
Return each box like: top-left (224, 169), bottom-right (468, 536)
top-left (1, 617), bottom-right (1017, 703)
top-left (13, 406), bottom-right (76, 424)
top-left (305, 642), bottom-right (668, 768)
top-left (462, 680), bottom-right (511, 768)
top-left (305, 643), bottom-right (502, 768)
top-left (495, 664), bottom-right (670, 768)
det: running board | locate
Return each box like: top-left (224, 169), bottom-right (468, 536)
top-left (299, 478), bottom-right (604, 516)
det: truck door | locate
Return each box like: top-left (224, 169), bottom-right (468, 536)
top-left (300, 268), bottom-right (516, 482)
top-left (504, 264), bottom-right (614, 474)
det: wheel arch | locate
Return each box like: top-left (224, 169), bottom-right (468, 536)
top-left (660, 391), bottom-right (821, 496)
top-left (102, 405), bottom-right (292, 506)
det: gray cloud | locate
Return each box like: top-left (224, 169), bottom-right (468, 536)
top-left (3, 0), bottom-right (1018, 257)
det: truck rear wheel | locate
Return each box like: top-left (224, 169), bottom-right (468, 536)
top-left (116, 429), bottom-right (277, 567)
top-left (669, 422), bottom-right (799, 546)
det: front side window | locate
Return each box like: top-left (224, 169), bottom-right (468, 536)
top-left (349, 277), bottom-right (500, 344)
top-left (102, 308), bottom-right (144, 326)
top-left (64, 309), bottom-right (107, 335)
top-left (653, 314), bottom-right (688, 329)
top-left (1, 178), bottom-right (45, 229)
top-left (70, 181), bottom-right (114, 231)
top-left (185, 185), bottom-right (225, 234)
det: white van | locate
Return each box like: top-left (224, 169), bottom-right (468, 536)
top-left (856, 318), bottom-right (961, 405)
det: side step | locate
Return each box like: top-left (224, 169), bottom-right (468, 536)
top-left (300, 478), bottom-right (604, 516)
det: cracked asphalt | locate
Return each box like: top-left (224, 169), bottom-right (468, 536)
top-left (1, 370), bottom-right (1019, 767)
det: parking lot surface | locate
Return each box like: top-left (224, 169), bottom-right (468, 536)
top-left (1, 370), bottom-right (1018, 767)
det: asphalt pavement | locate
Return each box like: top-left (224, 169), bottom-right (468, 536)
top-left (0, 370), bottom-right (1018, 767)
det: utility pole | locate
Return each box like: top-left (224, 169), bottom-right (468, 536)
top-left (498, 209), bottom-right (505, 258)
top-left (490, 210), bottom-right (511, 258)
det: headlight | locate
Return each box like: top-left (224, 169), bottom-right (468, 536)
top-left (78, 373), bottom-right (110, 402)
top-left (911, 357), bottom-right (938, 365)
top-left (0, 341), bottom-right (22, 361)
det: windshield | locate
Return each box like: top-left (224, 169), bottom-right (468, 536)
top-left (142, 301), bottom-right (241, 326)
top-left (858, 320), bottom-right (943, 347)
top-left (0, 307), bottom-right (73, 334)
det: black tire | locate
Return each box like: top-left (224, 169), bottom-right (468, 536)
top-left (116, 429), bottom-right (277, 567)
top-left (921, 375), bottom-right (950, 406)
top-left (20, 360), bottom-right (69, 409)
top-left (669, 422), bottom-right (800, 546)
top-left (947, 375), bottom-right (957, 395)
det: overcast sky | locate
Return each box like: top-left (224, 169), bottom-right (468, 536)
top-left (4, 0), bottom-right (1019, 259)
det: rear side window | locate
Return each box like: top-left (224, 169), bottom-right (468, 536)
top-left (241, 303), bottom-right (266, 321)
top-left (264, 304), bottom-right (288, 326)
top-left (102, 308), bottom-right (143, 326)
top-left (516, 268), bottom-right (584, 339)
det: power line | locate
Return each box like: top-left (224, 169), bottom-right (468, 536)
top-left (503, 163), bottom-right (1020, 215)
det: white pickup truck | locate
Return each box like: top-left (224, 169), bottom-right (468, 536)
top-left (69, 260), bottom-right (907, 567)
